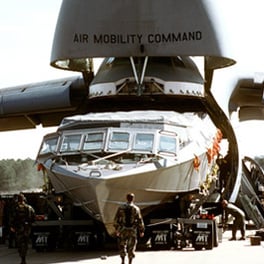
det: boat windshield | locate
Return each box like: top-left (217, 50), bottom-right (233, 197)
top-left (108, 132), bottom-right (130, 150)
top-left (60, 134), bottom-right (82, 152)
top-left (83, 132), bottom-right (104, 151)
top-left (42, 128), bottom-right (178, 157)
top-left (133, 133), bottom-right (154, 151)
top-left (159, 135), bottom-right (177, 154)
top-left (39, 136), bottom-right (59, 154)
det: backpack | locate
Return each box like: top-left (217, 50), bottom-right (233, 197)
top-left (124, 204), bottom-right (133, 227)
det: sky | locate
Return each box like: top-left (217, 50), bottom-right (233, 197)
top-left (0, 0), bottom-right (264, 159)
top-left (0, 0), bottom-right (75, 159)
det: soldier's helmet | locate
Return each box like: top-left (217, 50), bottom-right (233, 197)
top-left (17, 193), bottom-right (25, 203)
top-left (126, 193), bottom-right (135, 202)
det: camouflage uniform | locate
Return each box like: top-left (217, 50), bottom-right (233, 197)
top-left (114, 194), bottom-right (144, 264)
top-left (11, 194), bottom-right (35, 264)
top-left (222, 200), bottom-right (246, 240)
top-left (8, 194), bottom-right (18, 248)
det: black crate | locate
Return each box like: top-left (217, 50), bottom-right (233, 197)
top-left (192, 221), bottom-right (214, 250)
top-left (73, 231), bottom-right (97, 249)
top-left (150, 224), bottom-right (173, 249)
top-left (32, 231), bottom-right (57, 251)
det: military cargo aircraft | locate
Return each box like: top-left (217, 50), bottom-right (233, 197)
top-left (1, 0), bottom-right (264, 234)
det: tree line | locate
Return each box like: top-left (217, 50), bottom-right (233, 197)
top-left (0, 159), bottom-right (44, 193)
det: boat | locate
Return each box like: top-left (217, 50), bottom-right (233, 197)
top-left (37, 108), bottom-right (222, 235)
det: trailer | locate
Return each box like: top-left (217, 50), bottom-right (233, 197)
top-left (21, 192), bottom-right (111, 251)
top-left (15, 191), bottom-right (218, 251)
top-left (0, 188), bottom-right (219, 252)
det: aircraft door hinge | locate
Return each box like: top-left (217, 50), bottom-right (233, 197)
top-left (130, 56), bottom-right (148, 96)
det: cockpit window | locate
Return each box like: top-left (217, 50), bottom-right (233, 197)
top-left (159, 135), bottom-right (177, 154)
top-left (60, 134), bottom-right (82, 152)
top-left (133, 133), bottom-right (154, 151)
top-left (40, 136), bottom-right (58, 154)
top-left (108, 132), bottom-right (129, 150)
top-left (83, 132), bottom-right (104, 151)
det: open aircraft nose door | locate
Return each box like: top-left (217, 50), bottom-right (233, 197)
top-left (50, 0), bottom-right (235, 73)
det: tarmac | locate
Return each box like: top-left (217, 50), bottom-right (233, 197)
top-left (0, 230), bottom-right (263, 264)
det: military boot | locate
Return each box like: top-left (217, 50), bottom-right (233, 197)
top-left (121, 256), bottom-right (125, 264)
top-left (20, 256), bottom-right (26, 264)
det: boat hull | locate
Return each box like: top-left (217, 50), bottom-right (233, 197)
top-left (44, 152), bottom-right (216, 234)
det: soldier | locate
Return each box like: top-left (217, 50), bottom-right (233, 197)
top-left (0, 195), bottom-right (6, 244)
top-left (8, 194), bottom-right (18, 248)
top-left (221, 199), bottom-right (246, 241)
top-left (10, 194), bottom-right (35, 264)
top-left (114, 193), bottom-right (145, 264)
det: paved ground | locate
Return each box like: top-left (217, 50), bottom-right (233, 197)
top-left (0, 230), bottom-right (263, 264)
